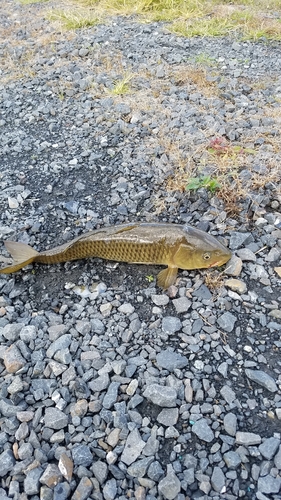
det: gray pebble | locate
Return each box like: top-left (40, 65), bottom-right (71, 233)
top-left (274, 445), bottom-right (281, 469)
top-left (0, 398), bottom-right (26, 417)
top-left (48, 324), bottom-right (68, 341)
top-left (46, 334), bottom-right (72, 359)
top-left (229, 232), bottom-right (252, 249)
top-left (127, 457), bottom-right (153, 477)
top-left (217, 312), bottom-right (237, 332)
top-left (157, 408), bottom-right (179, 426)
top-left (19, 325), bottom-right (37, 341)
top-left (158, 464), bottom-right (181, 500)
top-left (218, 362), bottom-right (228, 378)
top-left (115, 103), bottom-right (131, 115)
top-left (147, 461), bottom-right (165, 481)
top-left (72, 445), bottom-right (93, 467)
top-left (44, 407), bottom-right (68, 430)
top-left (71, 477), bottom-right (93, 500)
top-left (0, 450), bottom-right (15, 477)
top-left (120, 429), bottom-right (145, 465)
top-left (259, 437), bottom-right (280, 460)
top-left (192, 418), bottom-right (214, 443)
top-left (172, 296), bottom-right (191, 313)
top-left (102, 382), bottom-right (120, 409)
top-left (223, 451), bottom-right (241, 469)
top-left (156, 349), bottom-right (188, 371)
top-left (220, 385), bottom-right (236, 404)
top-left (152, 294), bottom-right (169, 306)
top-left (211, 466), bottom-right (225, 493)
top-left (193, 284), bottom-right (212, 300)
top-left (258, 475), bottom-right (281, 494)
top-left (236, 248), bottom-right (256, 262)
top-left (236, 432), bottom-right (262, 446)
top-left (53, 482), bottom-right (71, 500)
top-left (103, 478), bottom-right (117, 500)
top-left (265, 247), bottom-right (280, 262)
top-left (245, 369), bottom-right (278, 392)
top-left (2, 323), bottom-right (22, 341)
top-left (143, 384), bottom-right (177, 407)
top-left (162, 316), bottom-right (182, 334)
top-left (91, 460), bottom-right (108, 484)
top-left (224, 255), bottom-right (243, 276)
top-left (142, 427), bottom-right (159, 456)
top-left (89, 373), bottom-right (110, 392)
top-left (118, 303), bottom-right (135, 314)
top-left (91, 318), bottom-right (105, 334)
top-left (24, 467), bottom-right (43, 495)
top-left (223, 413), bottom-right (237, 436)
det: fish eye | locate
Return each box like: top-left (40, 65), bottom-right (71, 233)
top-left (203, 253), bottom-right (211, 260)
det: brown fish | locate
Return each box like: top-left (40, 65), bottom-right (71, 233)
top-left (0, 223), bottom-right (231, 289)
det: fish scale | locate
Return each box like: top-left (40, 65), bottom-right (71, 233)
top-left (37, 239), bottom-right (167, 265)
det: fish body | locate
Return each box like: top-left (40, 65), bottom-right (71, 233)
top-left (0, 223), bottom-right (231, 288)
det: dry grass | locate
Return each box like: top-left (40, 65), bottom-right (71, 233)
top-left (47, 5), bottom-right (101, 29)
top-left (60, 0), bottom-right (281, 41)
top-left (172, 67), bottom-right (219, 98)
top-left (109, 72), bottom-right (135, 95)
top-left (0, 0), bottom-right (76, 83)
top-left (163, 127), bottom-right (281, 218)
top-left (204, 269), bottom-right (226, 292)
top-left (2, 0), bottom-right (280, 222)
top-left (19, 0), bottom-right (48, 4)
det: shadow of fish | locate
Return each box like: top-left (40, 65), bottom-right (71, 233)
top-left (0, 223), bottom-right (231, 289)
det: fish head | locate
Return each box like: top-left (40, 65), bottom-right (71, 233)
top-left (173, 225), bottom-right (231, 270)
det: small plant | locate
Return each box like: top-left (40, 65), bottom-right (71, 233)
top-left (208, 137), bottom-right (256, 156)
top-left (194, 53), bottom-right (216, 66)
top-left (110, 73), bottom-right (134, 96)
top-left (146, 275), bottom-right (154, 283)
top-left (208, 137), bottom-right (230, 155)
top-left (186, 175), bottom-right (221, 193)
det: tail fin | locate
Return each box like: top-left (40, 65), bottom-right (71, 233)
top-left (0, 241), bottom-right (39, 274)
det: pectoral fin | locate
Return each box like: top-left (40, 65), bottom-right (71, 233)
top-left (157, 266), bottom-right (178, 289)
top-left (0, 241), bottom-right (39, 274)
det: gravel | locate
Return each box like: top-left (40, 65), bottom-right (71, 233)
top-left (0, 0), bottom-right (281, 498)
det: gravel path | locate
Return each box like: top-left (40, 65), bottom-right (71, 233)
top-left (0, 1), bottom-right (281, 499)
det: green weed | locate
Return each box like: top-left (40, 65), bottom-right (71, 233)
top-left (146, 275), bottom-right (154, 283)
top-left (194, 53), bottom-right (216, 66)
top-left (186, 176), bottom-right (221, 193)
top-left (109, 73), bottom-right (134, 95)
top-left (207, 137), bottom-right (256, 156)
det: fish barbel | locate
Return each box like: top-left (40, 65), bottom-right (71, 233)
top-left (0, 223), bottom-right (231, 289)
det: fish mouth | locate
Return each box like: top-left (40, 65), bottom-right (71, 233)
top-left (208, 259), bottom-right (228, 268)
top-left (209, 261), bottom-right (220, 268)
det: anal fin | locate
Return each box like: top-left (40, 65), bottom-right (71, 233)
top-left (157, 266), bottom-right (178, 289)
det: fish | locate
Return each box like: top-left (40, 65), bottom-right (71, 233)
top-left (0, 222), bottom-right (231, 289)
